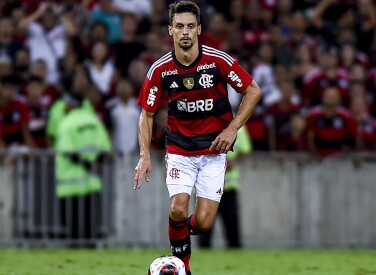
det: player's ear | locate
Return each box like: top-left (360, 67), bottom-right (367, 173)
top-left (168, 25), bottom-right (173, 36)
top-left (197, 24), bottom-right (201, 35)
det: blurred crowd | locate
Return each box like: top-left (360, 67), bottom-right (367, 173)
top-left (0, 0), bottom-right (376, 157)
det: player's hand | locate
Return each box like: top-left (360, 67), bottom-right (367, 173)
top-left (210, 126), bottom-right (237, 153)
top-left (134, 155), bottom-right (152, 190)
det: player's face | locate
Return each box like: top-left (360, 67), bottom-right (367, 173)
top-left (169, 12), bottom-right (201, 50)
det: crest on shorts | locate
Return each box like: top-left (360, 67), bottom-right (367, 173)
top-left (183, 78), bottom-right (195, 90)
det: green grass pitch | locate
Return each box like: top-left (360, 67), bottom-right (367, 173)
top-left (1, 249), bottom-right (376, 275)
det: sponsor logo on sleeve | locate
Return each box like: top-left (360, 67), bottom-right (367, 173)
top-left (147, 86), bottom-right (158, 106)
top-left (228, 71), bottom-right (243, 87)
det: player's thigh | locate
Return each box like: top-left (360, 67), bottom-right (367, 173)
top-left (195, 154), bottom-right (226, 202)
top-left (165, 153), bottom-right (198, 198)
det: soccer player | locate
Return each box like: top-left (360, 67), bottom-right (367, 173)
top-left (134, 1), bottom-right (262, 274)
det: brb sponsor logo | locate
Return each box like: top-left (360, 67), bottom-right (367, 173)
top-left (161, 69), bottom-right (178, 78)
top-left (147, 86), bottom-right (158, 106)
top-left (177, 98), bottom-right (213, 112)
top-left (197, 62), bottom-right (216, 72)
top-left (228, 71), bottom-right (243, 87)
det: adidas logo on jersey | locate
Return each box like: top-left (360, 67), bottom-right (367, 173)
top-left (170, 81), bottom-right (179, 89)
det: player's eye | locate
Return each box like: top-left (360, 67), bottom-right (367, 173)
top-left (176, 24), bottom-right (183, 29)
top-left (188, 24), bottom-right (194, 29)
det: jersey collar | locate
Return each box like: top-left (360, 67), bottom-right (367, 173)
top-left (172, 45), bottom-right (202, 70)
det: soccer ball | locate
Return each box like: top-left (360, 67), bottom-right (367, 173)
top-left (148, 255), bottom-right (186, 275)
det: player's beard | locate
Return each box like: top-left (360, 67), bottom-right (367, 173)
top-left (179, 37), bottom-right (193, 50)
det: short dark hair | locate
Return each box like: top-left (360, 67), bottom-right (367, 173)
top-left (169, 1), bottom-right (200, 26)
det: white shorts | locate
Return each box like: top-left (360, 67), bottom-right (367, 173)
top-left (165, 153), bottom-right (227, 202)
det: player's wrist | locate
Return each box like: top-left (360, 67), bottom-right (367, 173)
top-left (140, 152), bottom-right (151, 159)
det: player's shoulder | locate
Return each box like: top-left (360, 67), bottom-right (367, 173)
top-left (201, 45), bottom-right (235, 66)
top-left (146, 51), bottom-right (173, 80)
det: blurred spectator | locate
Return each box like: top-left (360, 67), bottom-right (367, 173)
top-left (109, 78), bottom-right (140, 155)
top-left (84, 82), bottom-right (112, 130)
top-left (227, 0), bottom-right (246, 36)
top-left (350, 96), bottom-right (376, 151)
top-left (339, 43), bottom-right (370, 72)
top-left (266, 80), bottom-right (301, 150)
top-left (0, 55), bottom-right (13, 79)
top-left (19, 2), bottom-right (76, 84)
top-left (47, 65), bottom-right (92, 146)
top-left (245, 104), bottom-right (269, 151)
top-left (19, 76), bottom-right (51, 148)
top-left (302, 46), bottom-right (349, 107)
top-left (355, 0), bottom-right (376, 53)
top-left (292, 42), bottom-right (316, 91)
top-left (307, 87), bottom-right (359, 157)
top-left (84, 40), bottom-right (116, 96)
top-left (113, 13), bottom-right (145, 76)
top-left (0, 16), bottom-right (22, 60)
top-left (55, 90), bottom-right (111, 242)
top-left (127, 59), bottom-right (149, 96)
top-left (268, 25), bottom-right (294, 67)
top-left (13, 47), bottom-right (30, 84)
top-left (91, 0), bottom-right (121, 43)
top-left (148, 0), bottom-right (169, 29)
top-left (0, 74), bottom-right (35, 149)
top-left (252, 42), bottom-right (280, 106)
top-left (241, 2), bottom-right (269, 50)
top-left (111, 0), bottom-right (152, 16)
top-left (349, 63), bottom-right (367, 84)
top-left (140, 31), bottom-right (166, 66)
top-left (200, 12), bottom-right (228, 50)
top-left (284, 114), bottom-right (308, 151)
top-left (28, 59), bottom-right (60, 104)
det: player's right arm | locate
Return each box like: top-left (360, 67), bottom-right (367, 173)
top-left (134, 109), bottom-right (154, 190)
top-left (133, 59), bottom-right (165, 189)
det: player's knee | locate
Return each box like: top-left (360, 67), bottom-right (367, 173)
top-left (195, 218), bottom-right (214, 232)
top-left (170, 205), bottom-right (188, 221)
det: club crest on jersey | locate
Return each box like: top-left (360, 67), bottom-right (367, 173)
top-left (199, 74), bottom-right (214, 89)
top-left (183, 78), bottom-right (195, 90)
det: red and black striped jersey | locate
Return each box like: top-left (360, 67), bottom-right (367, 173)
top-left (138, 45), bottom-right (253, 155)
top-left (307, 106), bottom-right (358, 156)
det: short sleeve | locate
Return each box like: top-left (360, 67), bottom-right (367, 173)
top-left (222, 60), bottom-right (253, 93)
top-left (137, 70), bottom-right (164, 113)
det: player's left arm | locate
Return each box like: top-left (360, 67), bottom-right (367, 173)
top-left (210, 80), bottom-right (262, 153)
